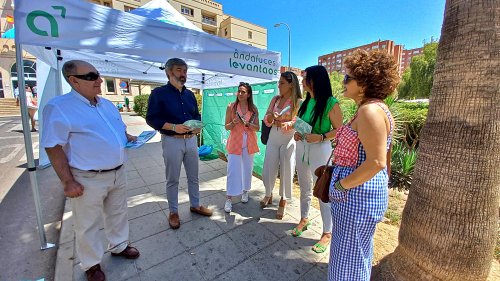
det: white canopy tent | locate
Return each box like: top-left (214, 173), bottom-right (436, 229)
top-left (13, 0), bottom-right (280, 249)
top-left (16, 0), bottom-right (281, 88)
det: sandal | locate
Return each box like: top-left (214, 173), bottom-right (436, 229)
top-left (312, 233), bottom-right (332, 253)
top-left (260, 195), bottom-right (272, 208)
top-left (291, 219), bottom-right (310, 237)
top-left (276, 198), bottom-right (286, 220)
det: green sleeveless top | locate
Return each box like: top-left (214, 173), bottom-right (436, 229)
top-left (299, 96), bottom-right (338, 134)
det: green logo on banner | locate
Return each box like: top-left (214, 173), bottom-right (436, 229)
top-left (27, 6), bottom-right (66, 37)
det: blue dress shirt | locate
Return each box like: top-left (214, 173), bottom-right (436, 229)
top-left (146, 82), bottom-right (201, 135)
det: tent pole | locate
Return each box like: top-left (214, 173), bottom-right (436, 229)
top-left (14, 41), bottom-right (55, 250)
top-left (55, 49), bottom-right (63, 97)
top-left (200, 73), bottom-right (205, 147)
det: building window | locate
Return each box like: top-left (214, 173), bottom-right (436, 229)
top-left (224, 28), bottom-right (228, 36)
top-left (382, 45), bottom-right (386, 49)
top-left (372, 45), bottom-right (378, 49)
top-left (103, 1), bottom-right (112, 7)
top-left (181, 6), bottom-right (194, 16)
top-left (106, 79), bottom-right (115, 93)
top-left (124, 5), bottom-right (135, 12)
top-left (248, 31), bottom-right (252, 39)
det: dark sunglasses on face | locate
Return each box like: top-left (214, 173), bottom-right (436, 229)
top-left (68, 72), bottom-right (100, 81)
top-left (343, 74), bottom-right (356, 85)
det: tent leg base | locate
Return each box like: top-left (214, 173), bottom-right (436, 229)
top-left (41, 242), bottom-right (56, 250)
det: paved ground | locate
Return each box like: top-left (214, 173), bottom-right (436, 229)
top-left (0, 116), bottom-right (64, 281)
top-left (56, 113), bottom-right (330, 281)
top-left (0, 113), bottom-right (329, 281)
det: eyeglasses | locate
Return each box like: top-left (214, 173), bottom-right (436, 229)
top-left (68, 72), bottom-right (100, 81)
top-left (343, 74), bottom-right (356, 85)
top-left (239, 82), bottom-right (250, 86)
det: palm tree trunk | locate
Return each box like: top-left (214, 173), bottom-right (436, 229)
top-left (373, 1), bottom-right (500, 280)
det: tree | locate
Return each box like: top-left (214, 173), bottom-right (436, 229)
top-left (373, 1), bottom-right (499, 280)
top-left (398, 42), bottom-right (438, 99)
top-left (329, 71), bottom-right (344, 99)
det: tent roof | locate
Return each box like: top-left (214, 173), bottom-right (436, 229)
top-left (14, 0), bottom-right (281, 88)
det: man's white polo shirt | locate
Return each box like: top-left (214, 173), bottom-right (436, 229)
top-left (41, 90), bottom-right (127, 171)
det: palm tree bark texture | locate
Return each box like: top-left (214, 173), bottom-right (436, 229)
top-left (373, 1), bottom-right (499, 281)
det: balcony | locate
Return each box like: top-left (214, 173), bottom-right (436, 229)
top-left (202, 17), bottom-right (217, 26)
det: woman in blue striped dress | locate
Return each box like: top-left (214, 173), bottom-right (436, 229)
top-left (328, 49), bottom-right (400, 280)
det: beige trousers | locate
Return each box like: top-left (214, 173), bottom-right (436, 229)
top-left (70, 166), bottom-right (129, 270)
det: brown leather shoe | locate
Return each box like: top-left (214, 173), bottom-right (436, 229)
top-left (190, 205), bottom-right (213, 217)
top-left (86, 264), bottom-right (105, 281)
top-left (168, 212), bottom-right (180, 229)
top-left (111, 245), bottom-right (140, 259)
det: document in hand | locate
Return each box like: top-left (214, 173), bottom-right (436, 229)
top-left (125, 130), bottom-right (157, 149)
top-left (293, 117), bottom-right (312, 139)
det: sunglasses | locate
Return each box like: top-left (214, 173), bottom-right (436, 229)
top-left (239, 82), bottom-right (250, 86)
top-left (343, 74), bottom-right (356, 85)
top-left (68, 72), bottom-right (100, 81)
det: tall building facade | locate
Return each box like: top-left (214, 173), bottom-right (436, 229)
top-left (0, 0), bottom-right (267, 101)
top-left (400, 47), bottom-right (423, 72)
top-left (318, 40), bottom-right (424, 76)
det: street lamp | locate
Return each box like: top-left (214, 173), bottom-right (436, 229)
top-left (274, 22), bottom-right (291, 71)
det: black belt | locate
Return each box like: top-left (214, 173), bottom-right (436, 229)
top-left (88, 164), bottom-right (123, 173)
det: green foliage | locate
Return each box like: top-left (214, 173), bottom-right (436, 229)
top-left (390, 142), bottom-right (418, 191)
top-left (195, 92), bottom-right (203, 114)
top-left (133, 95), bottom-right (149, 118)
top-left (392, 102), bottom-right (428, 149)
top-left (329, 72), bottom-right (344, 99)
top-left (398, 42), bottom-right (438, 99)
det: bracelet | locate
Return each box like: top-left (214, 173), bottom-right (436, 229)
top-left (172, 124), bottom-right (176, 132)
top-left (335, 180), bottom-right (347, 192)
top-left (322, 133), bottom-right (327, 141)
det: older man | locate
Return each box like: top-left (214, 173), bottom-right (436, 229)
top-left (146, 58), bottom-right (213, 229)
top-left (41, 60), bottom-right (139, 281)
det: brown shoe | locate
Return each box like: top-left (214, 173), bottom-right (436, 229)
top-left (190, 205), bottom-right (213, 216)
top-left (169, 212), bottom-right (180, 229)
top-left (111, 245), bottom-right (140, 259)
top-left (86, 264), bottom-right (105, 281)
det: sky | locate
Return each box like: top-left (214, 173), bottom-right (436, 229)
top-left (215, 0), bottom-right (446, 70)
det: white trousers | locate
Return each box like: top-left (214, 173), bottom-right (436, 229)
top-left (262, 127), bottom-right (296, 200)
top-left (71, 166), bottom-right (130, 270)
top-left (296, 141), bottom-right (333, 233)
top-left (226, 133), bottom-right (254, 196)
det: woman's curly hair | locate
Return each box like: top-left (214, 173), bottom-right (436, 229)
top-left (343, 49), bottom-right (400, 100)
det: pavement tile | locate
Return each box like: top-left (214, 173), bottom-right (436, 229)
top-left (226, 220), bottom-right (279, 258)
top-left (147, 182), bottom-right (166, 196)
top-left (298, 266), bottom-right (328, 281)
top-left (213, 258), bottom-right (268, 281)
top-left (134, 230), bottom-right (187, 272)
top-left (139, 252), bottom-right (203, 281)
top-left (127, 194), bottom-right (162, 220)
top-left (248, 240), bottom-right (315, 281)
top-left (126, 170), bottom-right (141, 180)
top-left (281, 228), bottom-right (329, 263)
top-left (190, 234), bottom-right (246, 280)
top-left (127, 186), bottom-right (150, 198)
top-left (259, 215), bottom-right (297, 239)
top-left (127, 177), bottom-right (147, 190)
top-left (129, 211), bottom-right (170, 242)
top-left (211, 208), bottom-right (254, 232)
top-left (174, 217), bottom-right (224, 249)
top-left (317, 254), bottom-right (330, 273)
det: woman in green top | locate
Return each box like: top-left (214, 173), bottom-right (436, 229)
top-left (292, 65), bottom-right (343, 253)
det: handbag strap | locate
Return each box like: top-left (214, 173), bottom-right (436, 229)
top-left (321, 151), bottom-right (334, 174)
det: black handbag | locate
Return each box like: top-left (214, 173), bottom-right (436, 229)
top-left (261, 120), bottom-right (272, 145)
top-left (261, 96), bottom-right (279, 145)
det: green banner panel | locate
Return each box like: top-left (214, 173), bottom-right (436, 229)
top-left (202, 81), bottom-right (278, 176)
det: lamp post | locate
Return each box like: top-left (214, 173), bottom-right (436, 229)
top-left (274, 22), bottom-right (291, 71)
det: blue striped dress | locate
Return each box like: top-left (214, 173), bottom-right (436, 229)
top-left (328, 105), bottom-right (392, 280)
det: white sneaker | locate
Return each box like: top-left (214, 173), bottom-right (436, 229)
top-left (224, 199), bottom-right (232, 213)
top-left (241, 191), bottom-right (249, 203)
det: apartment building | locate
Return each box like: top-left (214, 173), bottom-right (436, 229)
top-left (318, 40), bottom-right (405, 76)
top-left (0, 0), bottom-right (267, 101)
top-left (400, 47), bottom-right (424, 72)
